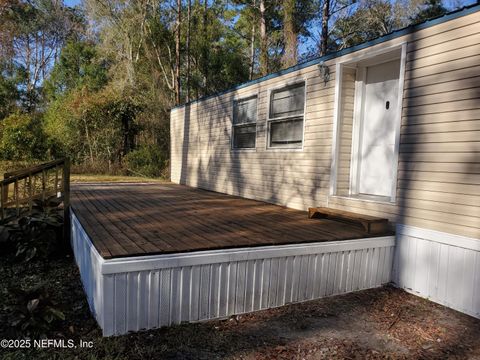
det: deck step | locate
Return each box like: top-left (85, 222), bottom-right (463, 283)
top-left (308, 207), bottom-right (389, 235)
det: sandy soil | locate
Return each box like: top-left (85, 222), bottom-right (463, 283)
top-left (1, 254), bottom-right (479, 359)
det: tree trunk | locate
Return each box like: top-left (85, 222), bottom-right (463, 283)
top-left (259, 0), bottom-right (268, 76)
top-left (186, 0), bottom-right (191, 102)
top-left (282, 0), bottom-right (297, 68)
top-left (175, 0), bottom-right (182, 105)
top-left (320, 0), bottom-right (330, 56)
top-left (202, 0), bottom-right (208, 95)
top-left (249, 0), bottom-right (256, 80)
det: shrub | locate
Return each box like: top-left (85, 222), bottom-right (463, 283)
top-left (8, 283), bottom-right (65, 338)
top-left (124, 144), bottom-right (168, 178)
top-left (5, 200), bottom-right (64, 262)
top-left (0, 113), bottom-right (47, 161)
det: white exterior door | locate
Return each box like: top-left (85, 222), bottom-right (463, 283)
top-left (358, 60), bottom-right (400, 198)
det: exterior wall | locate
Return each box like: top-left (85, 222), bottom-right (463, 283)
top-left (72, 212), bottom-right (395, 336)
top-left (71, 211), bottom-right (104, 329)
top-left (394, 224), bottom-right (480, 318)
top-left (171, 9), bottom-right (480, 240)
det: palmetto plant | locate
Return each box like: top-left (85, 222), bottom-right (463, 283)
top-left (8, 283), bottom-right (65, 338)
top-left (3, 199), bottom-right (64, 262)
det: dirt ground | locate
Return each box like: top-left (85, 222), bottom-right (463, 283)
top-left (1, 253), bottom-right (480, 360)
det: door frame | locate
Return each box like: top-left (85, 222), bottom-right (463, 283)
top-left (329, 42), bottom-right (407, 204)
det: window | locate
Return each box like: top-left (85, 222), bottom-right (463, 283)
top-left (232, 96), bottom-right (257, 149)
top-left (268, 82), bottom-right (305, 149)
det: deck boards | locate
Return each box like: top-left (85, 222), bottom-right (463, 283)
top-left (71, 183), bottom-right (393, 259)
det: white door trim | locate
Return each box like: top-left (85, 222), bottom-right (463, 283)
top-left (330, 42), bottom-right (407, 201)
top-left (328, 42), bottom-right (406, 203)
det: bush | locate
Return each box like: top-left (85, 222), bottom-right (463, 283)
top-left (7, 283), bottom-right (65, 338)
top-left (124, 144), bottom-right (168, 178)
top-left (0, 113), bottom-right (48, 161)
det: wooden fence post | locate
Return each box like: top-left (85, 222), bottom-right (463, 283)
top-left (63, 158), bottom-right (71, 245)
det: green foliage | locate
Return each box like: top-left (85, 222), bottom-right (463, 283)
top-left (0, 113), bottom-right (47, 161)
top-left (44, 40), bottom-right (108, 99)
top-left (410, 0), bottom-right (448, 23)
top-left (7, 283), bottom-right (65, 338)
top-left (45, 88), bottom-right (140, 167)
top-left (124, 144), bottom-right (169, 178)
top-left (5, 199), bottom-right (64, 262)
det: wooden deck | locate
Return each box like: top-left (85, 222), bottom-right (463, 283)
top-left (71, 183), bottom-right (393, 259)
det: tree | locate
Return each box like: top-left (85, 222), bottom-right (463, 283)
top-left (0, 0), bottom-right (79, 109)
top-left (44, 39), bottom-right (108, 99)
top-left (410, 0), bottom-right (447, 23)
top-left (0, 112), bottom-right (47, 161)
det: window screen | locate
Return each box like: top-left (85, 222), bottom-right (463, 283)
top-left (232, 96), bottom-right (257, 149)
top-left (270, 82), bottom-right (305, 119)
top-left (268, 82), bottom-right (305, 149)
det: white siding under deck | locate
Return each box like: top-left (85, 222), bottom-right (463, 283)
top-left (71, 211), bottom-right (395, 336)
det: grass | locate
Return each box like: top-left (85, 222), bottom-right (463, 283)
top-left (70, 174), bottom-right (166, 183)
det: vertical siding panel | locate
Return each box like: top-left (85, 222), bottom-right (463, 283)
top-left (305, 254), bottom-right (316, 300)
top-left (253, 260), bottom-right (263, 310)
top-left (319, 253), bottom-right (328, 296)
top-left (147, 271), bottom-right (159, 329)
top-left (103, 275), bottom-right (115, 336)
top-left (114, 273), bottom-right (127, 335)
top-left (261, 259), bottom-right (271, 309)
top-left (160, 269), bottom-right (171, 326)
top-left (437, 244), bottom-right (449, 304)
top-left (227, 262), bottom-right (237, 315)
top-left (351, 250), bottom-right (361, 291)
top-left (244, 260), bottom-right (255, 312)
top-left (218, 263), bottom-right (229, 317)
top-left (126, 272), bottom-right (139, 332)
top-left (462, 249), bottom-right (475, 313)
top-left (268, 258), bottom-right (279, 308)
top-left (277, 257), bottom-right (287, 306)
top-left (190, 266), bottom-right (201, 321)
top-left (285, 257), bottom-right (294, 303)
top-left (171, 268), bottom-right (183, 324)
top-left (181, 267), bottom-right (192, 322)
top-left (473, 252), bottom-right (480, 318)
top-left (414, 239), bottom-right (429, 295)
top-left (311, 254), bottom-right (320, 298)
top-left (200, 265), bottom-right (211, 320)
top-left (235, 261), bottom-right (247, 314)
top-left (136, 272), bottom-right (149, 330)
top-left (427, 242), bottom-right (440, 300)
top-left (210, 263), bottom-right (222, 318)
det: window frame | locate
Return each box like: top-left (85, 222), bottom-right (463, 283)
top-left (231, 94), bottom-right (259, 151)
top-left (266, 80), bottom-right (307, 151)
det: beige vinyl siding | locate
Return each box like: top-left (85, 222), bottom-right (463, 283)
top-left (171, 9), bottom-right (480, 239)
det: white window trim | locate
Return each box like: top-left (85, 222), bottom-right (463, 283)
top-left (230, 93), bottom-right (259, 151)
top-left (329, 42), bottom-right (407, 204)
top-left (265, 78), bottom-right (308, 152)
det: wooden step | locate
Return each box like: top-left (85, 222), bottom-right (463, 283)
top-left (308, 207), bottom-right (389, 235)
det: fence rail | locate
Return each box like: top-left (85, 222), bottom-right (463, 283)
top-left (0, 159), bottom-right (70, 227)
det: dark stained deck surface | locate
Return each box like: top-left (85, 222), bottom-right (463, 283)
top-left (71, 183), bottom-right (392, 259)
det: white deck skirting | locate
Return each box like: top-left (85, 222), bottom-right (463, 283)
top-left (393, 224), bottom-right (480, 319)
top-left (71, 211), bottom-right (395, 336)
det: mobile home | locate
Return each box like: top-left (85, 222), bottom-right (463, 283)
top-left (170, 5), bottom-right (480, 320)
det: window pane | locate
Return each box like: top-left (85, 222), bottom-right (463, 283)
top-left (233, 124), bottom-right (256, 149)
top-left (270, 83), bottom-right (305, 119)
top-left (233, 96), bottom-right (257, 125)
top-left (269, 118), bottom-right (303, 148)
